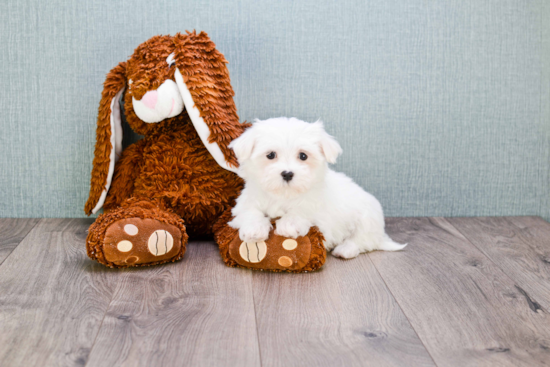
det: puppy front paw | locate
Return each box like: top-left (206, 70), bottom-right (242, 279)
top-left (238, 220), bottom-right (272, 242)
top-left (275, 216), bottom-right (311, 238)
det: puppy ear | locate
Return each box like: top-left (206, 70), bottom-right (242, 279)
top-left (84, 62), bottom-right (126, 215)
top-left (314, 121), bottom-right (342, 164)
top-left (228, 127), bottom-right (257, 162)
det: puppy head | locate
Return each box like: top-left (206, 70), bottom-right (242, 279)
top-left (229, 117), bottom-right (342, 198)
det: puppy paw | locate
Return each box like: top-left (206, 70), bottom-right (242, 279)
top-left (238, 220), bottom-right (272, 242)
top-left (275, 216), bottom-right (311, 238)
top-left (332, 241), bottom-right (360, 259)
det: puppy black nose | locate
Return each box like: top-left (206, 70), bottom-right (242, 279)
top-left (281, 171), bottom-right (294, 182)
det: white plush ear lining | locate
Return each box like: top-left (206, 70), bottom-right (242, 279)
top-left (315, 121), bottom-right (342, 164)
top-left (91, 88), bottom-right (124, 214)
top-left (228, 127), bottom-right (256, 162)
top-left (174, 67), bottom-right (237, 173)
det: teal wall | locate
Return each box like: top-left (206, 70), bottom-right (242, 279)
top-left (1, 0), bottom-right (549, 218)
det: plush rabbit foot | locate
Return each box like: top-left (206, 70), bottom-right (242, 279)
top-left (87, 201), bottom-right (188, 268)
top-left (214, 211), bottom-right (327, 273)
top-left (101, 218), bottom-right (184, 267)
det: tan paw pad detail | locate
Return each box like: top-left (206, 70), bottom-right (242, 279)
top-left (278, 256), bottom-right (293, 267)
top-left (117, 240), bottom-right (133, 252)
top-left (282, 239), bottom-right (298, 250)
top-left (239, 241), bottom-right (267, 263)
top-left (124, 224), bottom-right (138, 235)
top-left (147, 230), bottom-right (174, 256)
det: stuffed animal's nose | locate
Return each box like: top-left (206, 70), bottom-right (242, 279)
top-left (281, 171), bottom-right (294, 182)
top-left (141, 90), bottom-right (158, 109)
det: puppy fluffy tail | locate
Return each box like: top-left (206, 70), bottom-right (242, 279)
top-left (378, 234), bottom-right (407, 251)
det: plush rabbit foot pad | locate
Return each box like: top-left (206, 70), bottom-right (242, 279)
top-left (100, 218), bottom-right (183, 267)
top-left (87, 204), bottom-right (187, 269)
top-left (214, 215), bottom-right (327, 273)
top-left (231, 234), bottom-right (314, 271)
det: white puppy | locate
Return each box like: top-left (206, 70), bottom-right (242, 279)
top-left (228, 117), bottom-right (405, 259)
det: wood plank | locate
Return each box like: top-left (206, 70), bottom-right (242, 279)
top-left (85, 241), bottom-right (261, 367)
top-left (0, 218), bottom-right (40, 265)
top-left (252, 254), bottom-right (436, 367)
top-left (0, 218), bottom-right (116, 367)
top-left (371, 217), bottom-right (550, 367)
top-left (448, 216), bottom-right (550, 312)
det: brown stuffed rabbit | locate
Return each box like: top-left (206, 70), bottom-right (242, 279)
top-left (85, 32), bottom-right (326, 271)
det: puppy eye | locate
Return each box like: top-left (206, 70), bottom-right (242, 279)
top-left (168, 62), bottom-right (175, 68)
top-left (299, 152), bottom-right (308, 161)
top-left (266, 152), bottom-right (276, 160)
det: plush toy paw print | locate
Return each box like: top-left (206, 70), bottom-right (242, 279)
top-left (214, 210), bottom-right (326, 273)
top-left (101, 218), bottom-right (183, 267)
top-left (86, 199), bottom-right (187, 268)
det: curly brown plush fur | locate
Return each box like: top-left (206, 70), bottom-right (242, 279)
top-left (103, 113), bottom-right (244, 236)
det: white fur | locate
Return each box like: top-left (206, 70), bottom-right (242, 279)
top-left (228, 117), bottom-right (406, 259)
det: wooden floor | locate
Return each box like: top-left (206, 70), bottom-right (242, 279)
top-left (1, 217), bottom-right (550, 367)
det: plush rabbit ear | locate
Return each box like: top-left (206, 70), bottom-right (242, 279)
top-left (173, 31), bottom-right (249, 173)
top-left (84, 62), bottom-right (126, 215)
